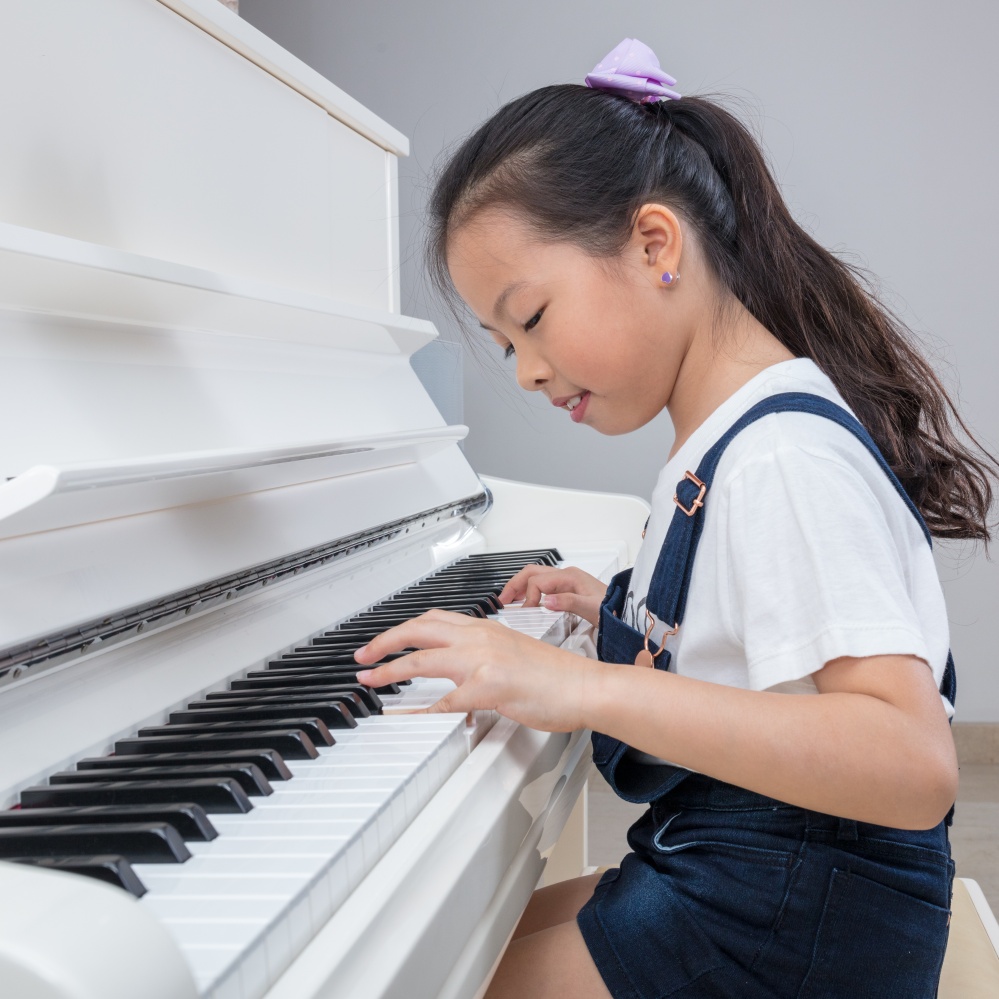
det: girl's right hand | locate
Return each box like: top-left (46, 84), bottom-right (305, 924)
top-left (498, 564), bottom-right (607, 627)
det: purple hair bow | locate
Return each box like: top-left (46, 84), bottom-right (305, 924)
top-left (584, 38), bottom-right (681, 103)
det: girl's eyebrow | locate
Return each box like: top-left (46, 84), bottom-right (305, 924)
top-left (492, 281), bottom-right (527, 321)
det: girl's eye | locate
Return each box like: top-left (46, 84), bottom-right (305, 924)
top-left (503, 344), bottom-right (516, 359)
top-left (523, 310), bottom-right (543, 332)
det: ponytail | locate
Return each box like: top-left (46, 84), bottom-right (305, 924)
top-left (428, 86), bottom-right (997, 542)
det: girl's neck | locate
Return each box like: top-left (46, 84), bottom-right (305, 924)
top-left (666, 305), bottom-right (796, 460)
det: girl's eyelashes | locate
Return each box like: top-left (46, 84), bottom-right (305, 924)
top-left (523, 309), bottom-right (544, 332)
top-left (496, 309), bottom-right (542, 357)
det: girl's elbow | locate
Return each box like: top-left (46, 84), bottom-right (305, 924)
top-left (906, 746), bottom-right (959, 830)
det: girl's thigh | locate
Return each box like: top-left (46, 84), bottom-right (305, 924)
top-left (486, 918), bottom-right (612, 999)
top-left (513, 872), bottom-right (603, 940)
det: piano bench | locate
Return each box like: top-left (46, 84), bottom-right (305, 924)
top-left (940, 877), bottom-right (999, 997)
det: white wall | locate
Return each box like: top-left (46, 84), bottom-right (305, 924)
top-left (239, 0), bottom-right (999, 720)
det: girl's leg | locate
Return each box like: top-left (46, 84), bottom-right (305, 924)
top-left (512, 871), bottom-right (603, 939)
top-left (485, 919), bottom-right (612, 999)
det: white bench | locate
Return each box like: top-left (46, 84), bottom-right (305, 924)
top-left (939, 878), bottom-right (999, 997)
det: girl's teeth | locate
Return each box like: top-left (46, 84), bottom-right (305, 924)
top-left (565, 395), bottom-right (582, 411)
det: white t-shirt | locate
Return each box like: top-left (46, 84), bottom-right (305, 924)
top-left (622, 358), bottom-right (952, 720)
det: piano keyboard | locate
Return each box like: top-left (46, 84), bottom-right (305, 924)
top-left (0, 549), bottom-right (570, 998)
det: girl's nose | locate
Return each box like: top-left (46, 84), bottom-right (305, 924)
top-left (515, 346), bottom-right (551, 392)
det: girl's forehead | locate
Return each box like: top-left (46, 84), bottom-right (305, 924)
top-left (448, 212), bottom-right (585, 283)
top-left (449, 210), bottom-right (539, 263)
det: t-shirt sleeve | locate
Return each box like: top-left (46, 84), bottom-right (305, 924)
top-left (720, 442), bottom-right (932, 691)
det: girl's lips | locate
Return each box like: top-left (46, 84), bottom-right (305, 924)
top-left (568, 391), bottom-right (590, 423)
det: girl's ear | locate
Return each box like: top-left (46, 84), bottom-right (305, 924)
top-left (631, 203), bottom-right (683, 285)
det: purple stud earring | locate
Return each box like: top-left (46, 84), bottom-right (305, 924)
top-left (661, 270), bottom-right (679, 285)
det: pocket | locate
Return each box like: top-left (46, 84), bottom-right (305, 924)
top-left (647, 806), bottom-right (802, 974)
top-left (797, 867), bottom-right (952, 999)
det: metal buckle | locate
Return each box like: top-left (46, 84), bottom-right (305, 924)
top-left (634, 610), bottom-right (678, 668)
top-left (673, 471), bottom-right (706, 517)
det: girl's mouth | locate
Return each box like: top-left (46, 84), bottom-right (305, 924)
top-left (565, 391), bottom-right (590, 423)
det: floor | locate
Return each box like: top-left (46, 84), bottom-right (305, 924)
top-left (587, 763), bottom-right (999, 913)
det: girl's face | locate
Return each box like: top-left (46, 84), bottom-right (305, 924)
top-left (447, 208), bottom-right (691, 436)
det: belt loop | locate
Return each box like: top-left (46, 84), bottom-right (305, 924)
top-left (836, 817), bottom-right (858, 841)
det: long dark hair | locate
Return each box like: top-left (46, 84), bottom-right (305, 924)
top-left (427, 85), bottom-right (996, 542)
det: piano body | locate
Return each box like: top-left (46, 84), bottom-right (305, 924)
top-left (0, 2), bottom-right (648, 997)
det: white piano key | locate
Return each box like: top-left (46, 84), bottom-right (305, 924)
top-left (128, 572), bottom-right (581, 997)
top-left (136, 710), bottom-right (468, 997)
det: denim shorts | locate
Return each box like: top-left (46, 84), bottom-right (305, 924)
top-left (576, 774), bottom-right (954, 999)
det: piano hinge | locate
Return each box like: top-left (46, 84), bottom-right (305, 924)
top-left (0, 489), bottom-right (490, 689)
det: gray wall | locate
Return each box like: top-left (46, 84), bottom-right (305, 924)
top-left (240, 0), bottom-right (999, 721)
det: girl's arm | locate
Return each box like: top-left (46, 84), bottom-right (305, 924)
top-left (594, 650), bottom-right (957, 830)
top-left (354, 613), bottom-right (957, 830)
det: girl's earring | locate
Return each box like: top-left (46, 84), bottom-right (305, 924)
top-left (661, 270), bottom-right (679, 286)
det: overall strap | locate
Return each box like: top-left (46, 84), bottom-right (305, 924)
top-left (644, 392), bottom-right (955, 705)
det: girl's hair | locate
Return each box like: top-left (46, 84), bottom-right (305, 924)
top-left (427, 84), bottom-right (997, 542)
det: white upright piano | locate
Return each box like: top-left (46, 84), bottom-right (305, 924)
top-left (0, 2), bottom-right (648, 997)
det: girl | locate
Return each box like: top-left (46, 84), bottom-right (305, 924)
top-left (355, 38), bottom-right (996, 999)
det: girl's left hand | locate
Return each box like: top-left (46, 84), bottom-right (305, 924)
top-left (353, 608), bottom-right (596, 732)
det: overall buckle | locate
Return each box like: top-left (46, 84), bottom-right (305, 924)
top-left (673, 471), bottom-right (707, 516)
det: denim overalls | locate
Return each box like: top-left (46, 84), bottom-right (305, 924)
top-left (576, 393), bottom-right (956, 999)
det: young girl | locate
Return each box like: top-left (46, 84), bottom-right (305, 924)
top-left (355, 38), bottom-right (996, 999)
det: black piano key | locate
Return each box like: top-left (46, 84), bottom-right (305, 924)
top-left (307, 634), bottom-right (381, 647)
top-left (383, 597), bottom-right (493, 610)
top-left (383, 592), bottom-right (503, 611)
top-left (77, 750), bottom-right (293, 782)
top-left (0, 823), bottom-right (190, 863)
top-left (376, 600), bottom-right (489, 616)
top-left (295, 657), bottom-right (410, 676)
top-left (301, 648), bottom-right (409, 661)
top-left (307, 635), bottom-right (418, 649)
top-left (463, 548), bottom-right (561, 565)
top-left (273, 656), bottom-right (400, 672)
top-left (275, 650), bottom-right (399, 666)
top-left (9, 855), bottom-right (147, 898)
top-left (49, 763), bottom-right (273, 797)
top-left (20, 779), bottom-right (254, 814)
top-left (187, 688), bottom-right (371, 716)
top-left (216, 682), bottom-right (383, 713)
top-left (249, 668), bottom-right (400, 694)
top-left (268, 657), bottom-right (399, 673)
top-left (137, 717), bottom-right (336, 747)
top-left (115, 730), bottom-right (319, 760)
top-left (388, 593), bottom-right (501, 612)
top-left (332, 615), bottom-right (423, 630)
top-left (170, 701), bottom-right (358, 730)
top-left (0, 804), bottom-right (217, 841)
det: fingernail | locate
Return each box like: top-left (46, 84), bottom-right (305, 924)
top-left (356, 669), bottom-right (372, 682)
top-left (354, 645), bottom-right (368, 660)
top-left (542, 595), bottom-right (558, 610)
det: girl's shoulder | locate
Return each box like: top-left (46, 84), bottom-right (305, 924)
top-left (659, 358), bottom-right (927, 543)
top-left (665, 358), bottom-right (868, 486)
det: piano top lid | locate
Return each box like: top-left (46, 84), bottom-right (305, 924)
top-left (160, 0), bottom-right (410, 156)
top-left (0, 427), bottom-right (469, 542)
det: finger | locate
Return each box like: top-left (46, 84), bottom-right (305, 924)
top-left (521, 569), bottom-right (587, 608)
top-left (422, 690), bottom-right (473, 715)
top-left (353, 615), bottom-right (466, 664)
top-left (355, 647), bottom-right (462, 688)
top-left (498, 564), bottom-right (551, 605)
top-left (539, 590), bottom-right (597, 616)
